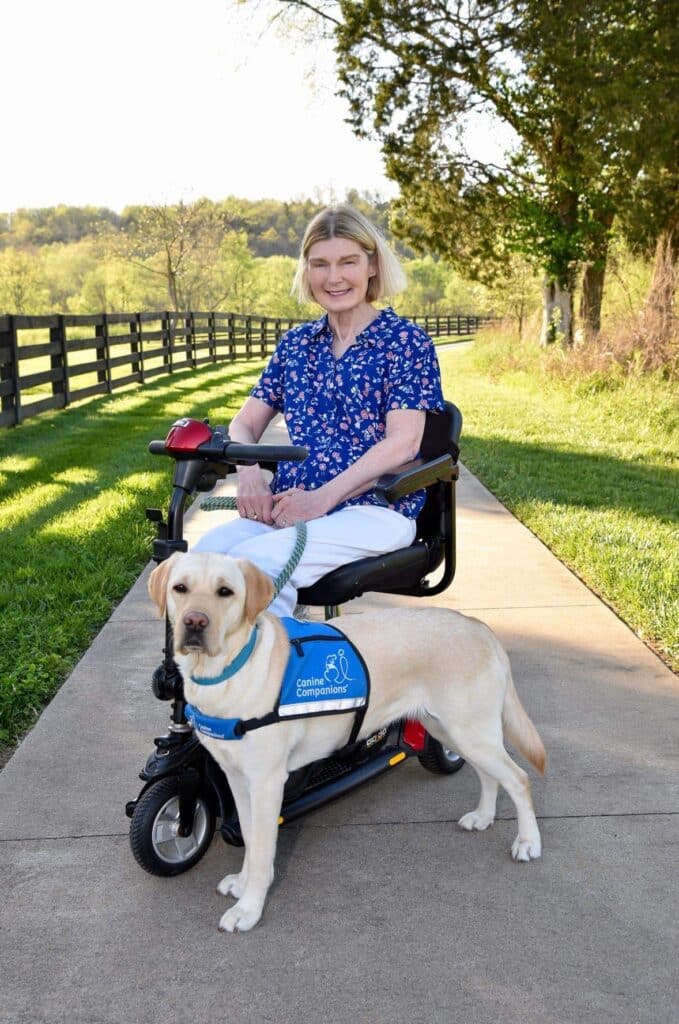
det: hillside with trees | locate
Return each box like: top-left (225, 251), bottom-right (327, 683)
top-left (0, 193), bottom-right (507, 320)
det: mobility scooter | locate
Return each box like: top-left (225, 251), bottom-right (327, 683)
top-left (126, 400), bottom-right (465, 876)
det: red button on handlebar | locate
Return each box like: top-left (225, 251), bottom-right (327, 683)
top-left (164, 418), bottom-right (213, 452)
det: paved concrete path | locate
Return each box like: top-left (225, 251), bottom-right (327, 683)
top-left (2, 420), bottom-right (677, 1024)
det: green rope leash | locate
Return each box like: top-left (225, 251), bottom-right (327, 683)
top-left (199, 495), bottom-right (307, 599)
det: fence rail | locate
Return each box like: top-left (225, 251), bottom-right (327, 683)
top-left (0, 310), bottom-right (492, 428)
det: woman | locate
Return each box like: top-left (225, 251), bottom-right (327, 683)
top-left (193, 204), bottom-right (444, 616)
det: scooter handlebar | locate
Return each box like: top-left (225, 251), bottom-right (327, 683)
top-left (222, 441), bottom-right (308, 464)
top-left (148, 436), bottom-right (308, 465)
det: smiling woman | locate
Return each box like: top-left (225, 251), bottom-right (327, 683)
top-left (191, 203), bottom-right (445, 616)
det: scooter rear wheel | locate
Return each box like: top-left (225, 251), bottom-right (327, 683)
top-left (418, 737), bottom-right (465, 775)
top-left (130, 776), bottom-right (215, 876)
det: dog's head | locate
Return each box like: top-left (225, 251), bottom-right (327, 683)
top-left (148, 552), bottom-right (274, 657)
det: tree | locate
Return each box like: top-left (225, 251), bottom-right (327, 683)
top-left (272, 0), bottom-right (676, 345)
top-left (0, 249), bottom-right (50, 313)
top-left (41, 240), bottom-right (99, 309)
top-left (253, 255), bottom-right (311, 318)
top-left (400, 257), bottom-right (449, 315)
top-left (111, 199), bottom-right (230, 311)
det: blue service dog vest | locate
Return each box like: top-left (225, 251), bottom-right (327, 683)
top-left (185, 617), bottom-right (370, 743)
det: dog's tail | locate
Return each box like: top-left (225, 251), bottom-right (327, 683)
top-left (502, 670), bottom-right (547, 775)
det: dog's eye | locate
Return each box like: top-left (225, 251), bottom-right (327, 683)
top-left (217, 586), bottom-right (233, 598)
top-left (172, 583), bottom-right (188, 594)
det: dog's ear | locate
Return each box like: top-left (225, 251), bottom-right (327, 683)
top-left (147, 553), bottom-right (181, 617)
top-left (237, 559), bottom-right (274, 624)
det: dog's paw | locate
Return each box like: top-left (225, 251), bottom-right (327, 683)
top-left (217, 872), bottom-right (246, 899)
top-left (218, 901), bottom-right (263, 934)
top-left (511, 834), bottom-right (542, 862)
top-left (458, 810), bottom-right (495, 831)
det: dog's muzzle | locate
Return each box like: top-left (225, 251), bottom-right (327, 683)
top-left (181, 611), bottom-right (209, 651)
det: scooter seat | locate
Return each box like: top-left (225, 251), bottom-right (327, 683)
top-left (297, 542), bottom-right (430, 605)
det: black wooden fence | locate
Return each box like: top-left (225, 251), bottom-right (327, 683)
top-left (0, 310), bottom-right (490, 428)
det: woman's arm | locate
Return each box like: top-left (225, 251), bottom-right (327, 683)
top-left (229, 397), bottom-right (278, 523)
top-left (271, 408), bottom-right (426, 525)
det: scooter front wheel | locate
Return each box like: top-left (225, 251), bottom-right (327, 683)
top-left (418, 737), bottom-right (465, 775)
top-left (130, 776), bottom-right (215, 876)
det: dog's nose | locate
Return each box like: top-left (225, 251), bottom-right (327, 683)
top-left (183, 611), bottom-right (209, 632)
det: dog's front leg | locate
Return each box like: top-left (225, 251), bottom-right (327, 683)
top-left (217, 769), bottom-right (252, 901)
top-left (218, 769), bottom-right (287, 934)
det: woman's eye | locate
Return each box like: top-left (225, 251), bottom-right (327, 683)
top-left (217, 586), bottom-right (233, 598)
top-left (173, 583), bottom-right (188, 594)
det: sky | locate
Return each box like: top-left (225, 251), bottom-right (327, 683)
top-left (1, 0), bottom-right (400, 213)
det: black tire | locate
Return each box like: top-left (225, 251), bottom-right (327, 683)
top-left (418, 737), bottom-right (465, 775)
top-left (129, 776), bottom-right (215, 877)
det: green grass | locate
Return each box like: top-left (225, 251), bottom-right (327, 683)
top-left (1, 360), bottom-right (264, 751)
top-left (439, 336), bottom-right (679, 670)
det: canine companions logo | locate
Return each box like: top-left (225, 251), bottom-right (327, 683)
top-left (295, 648), bottom-right (355, 699)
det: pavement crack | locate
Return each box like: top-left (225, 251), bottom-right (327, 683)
top-left (2, 810), bottom-right (676, 844)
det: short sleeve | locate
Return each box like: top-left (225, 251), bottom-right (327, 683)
top-left (250, 333), bottom-right (289, 412)
top-left (386, 323), bottom-right (444, 412)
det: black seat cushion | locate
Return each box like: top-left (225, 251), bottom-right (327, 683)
top-left (297, 542), bottom-right (430, 606)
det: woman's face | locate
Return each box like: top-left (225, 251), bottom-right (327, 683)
top-left (306, 236), bottom-right (376, 314)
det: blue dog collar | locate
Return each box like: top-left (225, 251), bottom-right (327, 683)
top-left (185, 703), bottom-right (244, 741)
top-left (190, 626), bottom-right (258, 686)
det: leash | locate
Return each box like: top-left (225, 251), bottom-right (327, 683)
top-left (199, 496), bottom-right (307, 600)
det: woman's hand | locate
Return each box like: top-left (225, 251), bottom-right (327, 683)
top-left (236, 466), bottom-right (275, 525)
top-left (271, 486), bottom-right (332, 527)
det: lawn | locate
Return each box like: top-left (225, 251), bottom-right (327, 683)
top-left (1, 360), bottom-right (265, 751)
top-left (438, 337), bottom-right (678, 671)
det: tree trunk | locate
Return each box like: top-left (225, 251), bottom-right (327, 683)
top-left (579, 262), bottom-right (606, 339)
top-left (579, 207), bottom-right (615, 340)
top-left (541, 277), bottom-right (574, 345)
top-left (644, 229), bottom-right (679, 340)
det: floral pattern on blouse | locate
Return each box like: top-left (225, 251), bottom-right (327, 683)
top-left (250, 306), bottom-right (444, 519)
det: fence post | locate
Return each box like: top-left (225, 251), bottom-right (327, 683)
top-left (49, 314), bottom-right (69, 409)
top-left (130, 312), bottom-right (144, 382)
top-left (208, 311), bottom-right (216, 362)
top-left (95, 313), bottom-right (111, 393)
top-left (245, 315), bottom-right (253, 359)
top-left (0, 315), bottom-right (20, 426)
top-left (161, 312), bottom-right (173, 373)
top-left (226, 314), bottom-right (235, 360)
top-left (187, 311), bottom-right (196, 367)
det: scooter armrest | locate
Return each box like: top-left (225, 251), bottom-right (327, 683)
top-left (374, 454), bottom-right (458, 504)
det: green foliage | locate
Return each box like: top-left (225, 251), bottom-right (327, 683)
top-left (0, 249), bottom-right (50, 314)
top-left (439, 340), bottom-right (679, 670)
top-left (294, 0), bottom-right (678, 342)
top-left (0, 205), bottom-right (122, 248)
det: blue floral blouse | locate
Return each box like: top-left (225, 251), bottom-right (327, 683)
top-left (250, 306), bottom-right (444, 518)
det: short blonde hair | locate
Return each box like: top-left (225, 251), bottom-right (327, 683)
top-left (292, 204), bottom-right (407, 304)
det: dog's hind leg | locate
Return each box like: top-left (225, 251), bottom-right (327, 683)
top-left (217, 770), bottom-right (251, 901)
top-left (218, 769), bottom-right (288, 934)
top-left (458, 767), bottom-right (499, 832)
top-left (454, 741), bottom-right (541, 862)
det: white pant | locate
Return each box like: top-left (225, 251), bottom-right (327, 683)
top-left (192, 506), bottom-right (416, 617)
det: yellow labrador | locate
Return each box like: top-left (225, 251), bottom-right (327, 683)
top-left (149, 551), bottom-right (546, 933)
